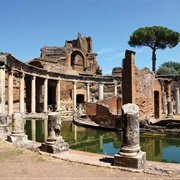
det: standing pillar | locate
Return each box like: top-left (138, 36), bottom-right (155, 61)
top-left (56, 78), bottom-right (61, 111)
top-left (31, 76), bottom-right (36, 113)
top-left (7, 112), bottom-right (27, 143)
top-left (73, 81), bottom-right (77, 112)
top-left (19, 72), bottom-right (25, 113)
top-left (86, 82), bottom-right (90, 102)
top-left (41, 112), bottom-right (69, 153)
top-left (167, 101), bottom-right (174, 118)
top-left (98, 82), bottom-right (104, 100)
top-left (8, 69), bottom-right (14, 115)
top-left (43, 76), bottom-right (48, 113)
top-left (162, 92), bottom-right (167, 114)
top-left (167, 83), bottom-right (171, 101)
top-left (114, 103), bottom-right (146, 169)
top-left (0, 65), bottom-right (6, 114)
top-left (175, 87), bottom-right (180, 115)
top-left (114, 80), bottom-right (117, 96)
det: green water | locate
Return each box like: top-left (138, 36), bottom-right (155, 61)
top-left (25, 120), bottom-right (180, 164)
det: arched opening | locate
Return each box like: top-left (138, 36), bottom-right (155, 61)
top-left (154, 91), bottom-right (160, 119)
top-left (77, 94), bottom-right (84, 103)
top-left (71, 51), bottom-right (84, 72)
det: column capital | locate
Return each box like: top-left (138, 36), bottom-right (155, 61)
top-left (20, 71), bottom-right (25, 78)
top-left (8, 69), bottom-right (13, 75)
top-left (31, 76), bottom-right (36, 80)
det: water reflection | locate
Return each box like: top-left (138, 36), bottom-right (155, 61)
top-left (24, 120), bottom-right (180, 164)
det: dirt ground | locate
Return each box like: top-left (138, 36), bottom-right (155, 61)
top-left (0, 139), bottom-right (179, 180)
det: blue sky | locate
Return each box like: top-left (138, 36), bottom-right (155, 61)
top-left (0, 0), bottom-right (180, 74)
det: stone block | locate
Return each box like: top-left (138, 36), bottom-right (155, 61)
top-left (41, 141), bottom-right (69, 154)
top-left (114, 151), bottom-right (146, 169)
top-left (7, 133), bottom-right (28, 143)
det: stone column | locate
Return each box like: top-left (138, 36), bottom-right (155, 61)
top-left (56, 78), bottom-right (61, 111)
top-left (8, 69), bottom-right (14, 115)
top-left (43, 76), bottom-right (48, 113)
top-left (7, 112), bottom-right (27, 143)
top-left (175, 87), bottom-right (180, 115)
top-left (167, 101), bottom-right (174, 118)
top-left (73, 81), bottom-right (77, 112)
top-left (98, 82), bottom-right (104, 100)
top-left (114, 80), bottom-right (117, 96)
top-left (86, 82), bottom-right (90, 102)
top-left (162, 92), bottom-right (167, 114)
top-left (19, 72), bottom-right (25, 113)
top-left (41, 112), bottom-right (69, 153)
top-left (0, 65), bottom-right (6, 114)
top-left (114, 103), bottom-right (146, 169)
top-left (167, 83), bottom-right (171, 101)
top-left (31, 76), bottom-right (36, 113)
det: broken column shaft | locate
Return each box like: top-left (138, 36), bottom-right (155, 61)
top-left (7, 112), bottom-right (27, 143)
top-left (41, 112), bottom-right (69, 153)
top-left (114, 103), bottom-right (146, 169)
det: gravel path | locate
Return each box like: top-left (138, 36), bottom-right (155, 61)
top-left (0, 137), bottom-right (180, 179)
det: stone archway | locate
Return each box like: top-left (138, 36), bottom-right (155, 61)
top-left (76, 94), bottom-right (84, 103)
top-left (71, 51), bottom-right (85, 72)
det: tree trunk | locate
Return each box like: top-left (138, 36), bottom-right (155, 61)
top-left (152, 49), bottom-right (156, 72)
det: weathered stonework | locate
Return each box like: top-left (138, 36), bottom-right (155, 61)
top-left (41, 112), bottom-right (69, 153)
top-left (114, 103), bottom-right (146, 169)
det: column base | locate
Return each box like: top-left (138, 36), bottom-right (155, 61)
top-left (0, 124), bottom-right (8, 133)
top-left (7, 133), bottom-right (28, 143)
top-left (41, 137), bottom-right (69, 154)
top-left (114, 151), bottom-right (146, 169)
top-left (167, 115), bottom-right (174, 118)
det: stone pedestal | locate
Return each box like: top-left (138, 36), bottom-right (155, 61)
top-left (41, 112), bottom-right (69, 153)
top-left (7, 112), bottom-right (27, 143)
top-left (0, 114), bottom-right (8, 133)
top-left (114, 103), bottom-right (146, 169)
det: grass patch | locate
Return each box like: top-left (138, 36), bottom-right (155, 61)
top-left (35, 156), bottom-right (46, 162)
top-left (11, 149), bottom-right (24, 155)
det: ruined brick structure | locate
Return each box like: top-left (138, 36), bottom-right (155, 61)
top-left (122, 50), bottom-right (162, 120)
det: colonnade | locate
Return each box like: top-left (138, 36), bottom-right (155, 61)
top-left (161, 81), bottom-right (180, 116)
top-left (0, 68), bottom-right (118, 116)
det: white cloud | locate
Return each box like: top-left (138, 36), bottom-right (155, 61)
top-left (97, 48), bottom-right (114, 55)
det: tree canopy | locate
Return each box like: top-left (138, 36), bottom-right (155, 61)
top-left (128, 26), bottom-right (180, 72)
top-left (156, 61), bottom-right (180, 75)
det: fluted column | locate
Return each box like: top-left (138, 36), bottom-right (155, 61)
top-left (86, 82), bottom-right (90, 102)
top-left (73, 81), bottom-right (77, 112)
top-left (19, 72), bottom-right (25, 113)
top-left (8, 69), bottom-right (14, 115)
top-left (0, 65), bottom-right (6, 114)
top-left (98, 82), bottom-right (104, 100)
top-left (56, 78), bottom-right (61, 111)
top-left (43, 76), bottom-right (48, 113)
top-left (31, 76), bottom-right (36, 113)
